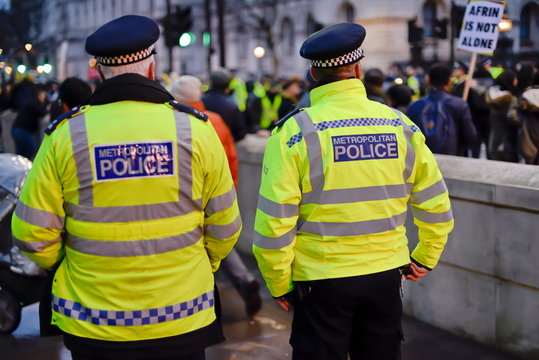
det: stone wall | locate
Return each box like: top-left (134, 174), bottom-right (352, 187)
top-left (235, 137), bottom-right (539, 359)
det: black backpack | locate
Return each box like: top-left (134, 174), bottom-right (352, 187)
top-left (419, 98), bottom-right (451, 152)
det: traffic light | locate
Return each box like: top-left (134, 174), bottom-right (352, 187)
top-left (408, 19), bottom-right (424, 44)
top-left (433, 18), bottom-right (448, 39)
top-left (164, 5), bottom-right (194, 48)
top-left (451, 4), bottom-right (466, 38)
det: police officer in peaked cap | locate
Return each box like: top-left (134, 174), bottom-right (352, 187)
top-left (253, 23), bottom-right (453, 359)
top-left (13, 15), bottom-right (241, 360)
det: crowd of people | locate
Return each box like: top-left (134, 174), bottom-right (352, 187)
top-left (2, 58), bottom-right (538, 165)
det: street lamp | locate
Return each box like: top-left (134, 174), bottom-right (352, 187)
top-left (5, 66), bottom-right (13, 75)
top-left (498, 15), bottom-right (512, 32)
top-left (24, 43), bottom-right (32, 51)
top-left (253, 46), bottom-right (266, 58)
top-left (43, 63), bottom-right (52, 74)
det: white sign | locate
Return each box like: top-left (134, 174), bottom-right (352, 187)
top-left (457, 0), bottom-right (506, 55)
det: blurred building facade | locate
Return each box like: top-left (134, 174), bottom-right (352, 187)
top-left (28, 0), bottom-right (539, 81)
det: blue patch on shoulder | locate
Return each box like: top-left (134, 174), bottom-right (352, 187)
top-left (332, 133), bottom-right (399, 162)
top-left (93, 141), bottom-right (175, 181)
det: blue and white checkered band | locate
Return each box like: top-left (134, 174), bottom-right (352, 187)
top-left (311, 47), bottom-right (365, 68)
top-left (52, 290), bottom-right (215, 326)
top-left (97, 44), bottom-right (155, 66)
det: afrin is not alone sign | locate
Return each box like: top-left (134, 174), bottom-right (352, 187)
top-left (457, 0), bottom-right (506, 55)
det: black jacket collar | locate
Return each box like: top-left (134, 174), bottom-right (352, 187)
top-left (86, 73), bottom-right (174, 106)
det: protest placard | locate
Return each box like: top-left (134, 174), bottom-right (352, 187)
top-left (457, 0), bottom-right (506, 100)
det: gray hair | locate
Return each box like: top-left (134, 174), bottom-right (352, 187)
top-left (98, 55), bottom-right (154, 79)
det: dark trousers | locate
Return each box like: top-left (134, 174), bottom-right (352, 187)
top-left (70, 349), bottom-right (205, 360)
top-left (290, 269), bottom-right (403, 360)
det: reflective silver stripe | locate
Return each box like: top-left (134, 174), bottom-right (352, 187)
top-left (411, 179), bottom-right (448, 205)
top-left (205, 186), bottom-right (237, 216)
top-left (301, 212), bottom-right (407, 237)
top-left (412, 208), bottom-right (453, 223)
top-left (303, 184), bottom-right (408, 205)
top-left (174, 111), bottom-right (193, 201)
top-left (66, 227), bottom-right (203, 257)
top-left (69, 114), bottom-right (93, 206)
top-left (12, 235), bottom-right (62, 253)
top-left (14, 202), bottom-right (64, 230)
top-left (66, 199), bottom-right (202, 223)
top-left (52, 290), bottom-right (214, 326)
top-left (295, 111), bottom-right (324, 230)
top-left (392, 109), bottom-right (416, 186)
top-left (253, 227), bottom-right (296, 250)
top-left (257, 195), bottom-right (298, 218)
top-left (204, 215), bottom-right (242, 239)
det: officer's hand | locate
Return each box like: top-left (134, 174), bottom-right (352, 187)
top-left (273, 293), bottom-right (294, 312)
top-left (405, 262), bottom-right (429, 281)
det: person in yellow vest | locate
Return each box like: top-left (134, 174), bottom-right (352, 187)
top-left (11, 15), bottom-right (241, 360)
top-left (253, 23), bottom-right (453, 360)
top-left (228, 70), bottom-right (248, 113)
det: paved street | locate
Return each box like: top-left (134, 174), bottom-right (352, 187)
top-left (2, 255), bottom-right (521, 360)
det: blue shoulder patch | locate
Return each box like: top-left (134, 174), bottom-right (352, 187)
top-left (168, 100), bottom-right (208, 121)
top-left (275, 108), bottom-right (302, 127)
top-left (44, 106), bottom-right (88, 135)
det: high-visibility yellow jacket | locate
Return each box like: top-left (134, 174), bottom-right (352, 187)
top-left (260, 94), bottom-right (282, 129)
top-left (12, 100), bottom-right (241, 341)
top-left (253, 79), bottom-right (453, 297)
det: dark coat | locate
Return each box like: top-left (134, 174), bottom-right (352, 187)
top-left (202, 89), bottom-right (246, 142)
top-left (486, 85), bottom-right (519, 162)
top-left (406, 90), bottom-right (477, 156)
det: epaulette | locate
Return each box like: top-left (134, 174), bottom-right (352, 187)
top-left (44, 105), bottom-right (90, 135)
top-left (275, 108), bottom-right (302, 127)
top-left (168, 100), bottom-right (208, 121)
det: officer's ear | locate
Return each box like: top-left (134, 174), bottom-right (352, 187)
top-left (353, 62), bottom-right (362, 79)
top-left (96, 64), bottom-right (105, 81)
top-left (148, 61), bottom-right (156, 80)
top-left (309, 67), bottom-right (318, 81)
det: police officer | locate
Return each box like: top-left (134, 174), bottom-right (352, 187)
top-left (12, 15), bottom-right (241, 360)
top-left (253, 23), bottom-right (453, 360)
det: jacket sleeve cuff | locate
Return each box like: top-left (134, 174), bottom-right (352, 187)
top-left (411, 257), bottom-right (433, 271)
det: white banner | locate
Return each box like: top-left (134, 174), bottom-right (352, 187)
top-left (457, 0), bottom-right (506, 55)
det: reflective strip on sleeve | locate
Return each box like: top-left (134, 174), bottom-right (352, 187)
top-left (302, 184), bottom-right (408, 205)
top-left (257, 195), bottom-right (298, 218)
top-left (393, 110), bottom-right (416, 186)
top-left (66, 227), bottom-right (203, 257)
top-left (14, 202), bottom-right (64, 230)
top-left (295, 111), bottom-right (324, 231)
top-left (204, 215), bottom-right (242, 240)
top-left (205, 186), bottom-right (237, 216)
top-left (174, 111), bottom-right (193, 202)
top-left (301, 212), bottom-right (407, 237)
top-left (411, 179), bottom-right (448, 205)
top-left (52, 290), bottom-right (214, 326)
top-left (412, 208), bottom-right (453, 223)
top-left (12, 235), bottom-right (62, 253)
top-left (253, 227), bottom-right (296, 250)
top-left (69, 114), bottom-right (93, 206)
top-left (66, 199), bottom-right (202, 223)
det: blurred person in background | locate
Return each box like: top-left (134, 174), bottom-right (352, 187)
top-left (451, 62), bottom-right (492, 158)
top-left (203, 68), bottom-right (247, 142)
top-left (486, 70), bottom-right (520, 162)
top-left (11, 84), bottom-right (49, 160)
top-left (386, 84), bottom-right (413, 113)
top-left (171, 75), bottom-right (262, 318)
top-left (406, 63), bottom-right (476, 156)
top-left (509, 71), bottom-right (539, 164)
top-left (363, 68), bottom-right (387, 104)
top-left (50, 77), bottom-right (93, 120)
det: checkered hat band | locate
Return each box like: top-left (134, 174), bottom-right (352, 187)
top-left (287, 117), bottom-right (421, 148)
top-left (311, 47), bottom-right (365, 68)
top-left (52, 290), bottom-right (214, 326)
top-left (97, 44), bottom-right (155, 66)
